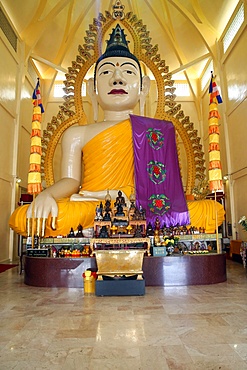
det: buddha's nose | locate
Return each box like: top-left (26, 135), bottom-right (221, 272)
top-left (110, 69), bottom-right (126, 86)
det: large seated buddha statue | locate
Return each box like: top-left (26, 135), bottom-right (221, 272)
top-left (9, 20), bottom-right (224, 237)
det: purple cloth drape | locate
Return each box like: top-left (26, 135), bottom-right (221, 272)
top-left (130, 114), bottom-right (190, 227)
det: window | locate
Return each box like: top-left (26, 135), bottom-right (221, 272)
top-left (174, 83), bottom-right (190, 97)
top-left (53, 82), bottom-right (86, 97)
top-left (54, 83), bottom-right (65, 98)
top-left (223, 3), bottom-right (244, 53)
top-left (201, 60), bottom-right (213, 91)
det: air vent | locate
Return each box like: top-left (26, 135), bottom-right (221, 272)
top-left (0, 7), bottom-right (17, 52)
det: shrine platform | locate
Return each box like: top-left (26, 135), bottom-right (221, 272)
top-left (23, 253), bottom-right (226, 288)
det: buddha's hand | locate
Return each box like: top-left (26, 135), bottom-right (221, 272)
top-left (26, 193), bottom-right (58, 237)
top-left (71, 190), bottom-right (130, 207)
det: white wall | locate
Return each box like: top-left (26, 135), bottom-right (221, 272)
top-left (0, 31), bottom-right (18, 261)
top-left (222, 26), bottom-right (247, 241)
top-left (200, 22), bottom-right (247, 241)
top-left (0, 15), bottom-right (35, 261)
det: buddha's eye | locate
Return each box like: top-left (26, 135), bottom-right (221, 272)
top-left (123, 69), bottom-right (137, 76)
top-left (99, 70), bottom-right (112, 76)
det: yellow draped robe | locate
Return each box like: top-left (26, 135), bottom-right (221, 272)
top-left (9, 120), bottom-right (225, 236)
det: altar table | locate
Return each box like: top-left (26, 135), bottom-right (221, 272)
top-left (23, 253), bottom-right (226, 287)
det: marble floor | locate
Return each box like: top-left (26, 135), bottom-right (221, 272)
top-left (0, 260), bottom-right (247, 370)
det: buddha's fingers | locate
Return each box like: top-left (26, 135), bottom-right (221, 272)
top-left (51, 217), bottom-right (56, 230)
top-left (37, 218), bottom-right (41, 237)
top-left (27, 218), bottom-right (31, 237)
top-left (41, 218), bottom-right (46, 237)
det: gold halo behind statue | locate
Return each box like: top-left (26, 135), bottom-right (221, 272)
top-left (42, 7), bottom-right (206, 197)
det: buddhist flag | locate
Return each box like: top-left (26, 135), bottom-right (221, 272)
top-left (27, 78), bottom-right (44, 194)
top-left (209, 74), bottom-right (223, 104)
top-left (208, 72), bottom-right (223, 192)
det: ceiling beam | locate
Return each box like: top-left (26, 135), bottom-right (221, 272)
top-left (30, 54), bottom-right (67, 74)
top-left (171, 52), bottom-right (211, 75)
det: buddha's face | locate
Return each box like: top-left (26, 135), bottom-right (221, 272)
top-left (95, 56), bottom-right (141, 111)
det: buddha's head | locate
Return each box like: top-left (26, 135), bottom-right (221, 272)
top-left (88, 24), bottom-right (150, 120)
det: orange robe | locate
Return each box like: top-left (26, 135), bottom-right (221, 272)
top-left (9, 120), bottom-right (225, 236)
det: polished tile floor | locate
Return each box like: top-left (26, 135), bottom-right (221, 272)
top-left (0, 260), bottom-right (247, 370)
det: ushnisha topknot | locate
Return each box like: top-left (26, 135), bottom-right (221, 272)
top-left (94, 23), bottom-right (142, 89)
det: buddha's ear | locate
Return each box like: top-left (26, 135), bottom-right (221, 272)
top-left (87, 78), bottom-right (98, 122)
top-left (140, 75), bottom-right (150, 116)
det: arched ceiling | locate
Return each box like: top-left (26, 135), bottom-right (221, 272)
top-left (2, 0), bottom-right (239, 82)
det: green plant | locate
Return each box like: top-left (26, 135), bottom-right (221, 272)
top-left (239, 216), bottom-right (247, 231)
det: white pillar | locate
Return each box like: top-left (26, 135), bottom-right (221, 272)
top-left (9, 40), bottom-right (26, 261)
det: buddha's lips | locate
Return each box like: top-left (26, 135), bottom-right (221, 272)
top-left (108, 89), bottom-right (128, 95)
